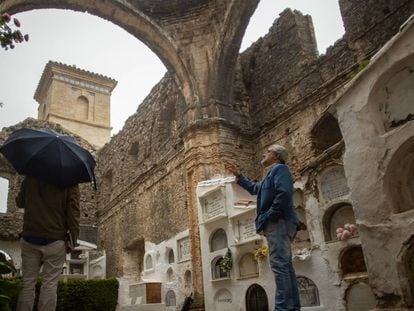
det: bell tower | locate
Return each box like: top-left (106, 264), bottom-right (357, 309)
top-left (34, 61), bottom-right (117, 148)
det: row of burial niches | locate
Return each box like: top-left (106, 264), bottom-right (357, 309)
top-left (196, 168), bottom-right (368, 310)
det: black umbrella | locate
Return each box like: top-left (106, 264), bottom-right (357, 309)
top-left (0, 128), bottom-right (96, 188)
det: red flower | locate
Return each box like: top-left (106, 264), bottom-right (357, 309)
top-left (16, 30), bottom-right (24, 43)
top-left (13, 18), bottom-right (20, 27)
top-left (2, 13), bottom-right (11, 23)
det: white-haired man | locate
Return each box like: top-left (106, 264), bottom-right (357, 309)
top-left (226, 144), bottom-right (300, 311)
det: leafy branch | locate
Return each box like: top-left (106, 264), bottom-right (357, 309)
top-left (1, 13), bottom-right (29, 50)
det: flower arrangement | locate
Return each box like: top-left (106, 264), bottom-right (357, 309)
top-left (219, 248), bottom-right (233, 273)
top-left (254, 245), bottom-right (269, 261)
top-left (336, 223), bottom-right (358, 241)
top-left (1, 13), bottom-right (29, 50)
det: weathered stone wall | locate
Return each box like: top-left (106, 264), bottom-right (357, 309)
top-left (237, 2), bottom-right (414, 175)
top-left (96, 75), bottom-right (187, 275)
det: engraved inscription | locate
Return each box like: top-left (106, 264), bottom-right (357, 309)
top-left (320, 166), bottom-right (350, 201)
top-left (178, 237), bottom-right (190, 261)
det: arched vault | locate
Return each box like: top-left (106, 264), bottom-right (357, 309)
top-left (1, 0), bottom-right (259, 121)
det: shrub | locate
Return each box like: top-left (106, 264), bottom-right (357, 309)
top-left (0, 278), bottom-right (118, 311)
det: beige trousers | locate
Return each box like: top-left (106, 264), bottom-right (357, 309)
top-left (17, 238), bottom-right (66, 311)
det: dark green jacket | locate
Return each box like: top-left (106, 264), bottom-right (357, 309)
top-left (16, 176), bottom-right (80, 242)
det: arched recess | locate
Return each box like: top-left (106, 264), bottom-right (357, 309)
top-left (245, 284), bottom-right (269, 311)
top-left (238, 253), bottom-right (258, 278)
top-left (165, 290), bottom-right (176, 307)
top-left (397, 235), bottom-right (414, 307)
top-left (210, 228), bottom-right (228, 252)
top-left (384, 136), bottom-right (414, 213)
top-left (76, 95), bottom-right (89, 120)
top-left (297, 276), bottom-right (320, 307)
top-left (340, 245), bottom-right (368, 278)
top-left (345, 282), bottom-right (376, 311)
top-left (310, 112), bottom-right (343, 155)
top-left (184, 270), bottom-right (192, 288)
top-left (166, 267), bottom-right (174, 283)
top-left (144, 253), bottom-right (153, 271)
top-left (167, 248), bottom-right (175, 264)
top-left (323, 203), bottom-right (357, 242)
top-left (1, 0), bottom-right (194, 103)
top-left (211, 256), bottom-right (229, 280)
top-left (368, 54), bottom-right (414, 131)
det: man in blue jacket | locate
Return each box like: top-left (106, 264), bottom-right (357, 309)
top-left (226, 144), bottom-right (300, 311)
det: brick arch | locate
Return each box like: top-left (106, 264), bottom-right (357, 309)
top-left (1, 0), bottom-right (195, 103)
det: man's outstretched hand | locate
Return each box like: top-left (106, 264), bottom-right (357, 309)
top-left (225, 162), bottom-right (241, 177)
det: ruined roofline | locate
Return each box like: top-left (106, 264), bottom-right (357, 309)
top-left (33, 60), bottom-right (118, 103)
top-left (332, 13), bottom-right (414, 108)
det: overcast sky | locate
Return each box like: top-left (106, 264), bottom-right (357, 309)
top-left (0, 0), bottom-right (344, 136)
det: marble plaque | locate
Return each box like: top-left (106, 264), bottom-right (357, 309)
top-left (200, 187), bottom-right (226, 222)
top-left (234, 213), bottom-right (259, 244)
top-left (178, 237), bottom-right (191, 262)
top-left (320, 166), bottom-right (350, 201)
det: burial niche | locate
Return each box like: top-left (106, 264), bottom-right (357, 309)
top-left (297, 276), bottom-right (320, 307)
top-left (310, 112), bottom-right (343, 154)
top-left (398, 236), bottom-right (414, 306)
top-left (370, 55), bottom-right (414, 130)
top-left (167, 248), bottom-right (175, 264)
top-left (238, 253), bottom-right (259, 278)
top-left (166, 267), bottom-right (174, 283)
top-left (184, 270), bottom-right (192, 288)
top-left (245, 284), bottom-right (269, 311)
top-left (384, 137), bottom-right (414, 213)
top-left (340, 245), bottom-right (367, 278)
top-left (210, 228), bottom-right (228, 252)
top-left (165, 290), bottom-right (176, 307)
top-left (211, 256), bottom-right (229, 280)
top-left (345, 282), bottom-right (376, 311)
top-left (145, 253), bottom-right (153, 270)
top-left (323, 203), bottom-right (357, 242)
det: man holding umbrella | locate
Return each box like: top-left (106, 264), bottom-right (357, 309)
top-left (0, 127), bottom-right (96, 311)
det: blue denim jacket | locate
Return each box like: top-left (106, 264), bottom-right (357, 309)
top-left (237, 163), bottom-right (299, 233)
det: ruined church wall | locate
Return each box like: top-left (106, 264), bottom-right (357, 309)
top-left (96, 74), bottom-right (191, 277)
top-left (237, 1), bottom-right (414, 176)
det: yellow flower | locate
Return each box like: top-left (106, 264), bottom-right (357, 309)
top-left (254, 245), bottom-right (269, 261)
